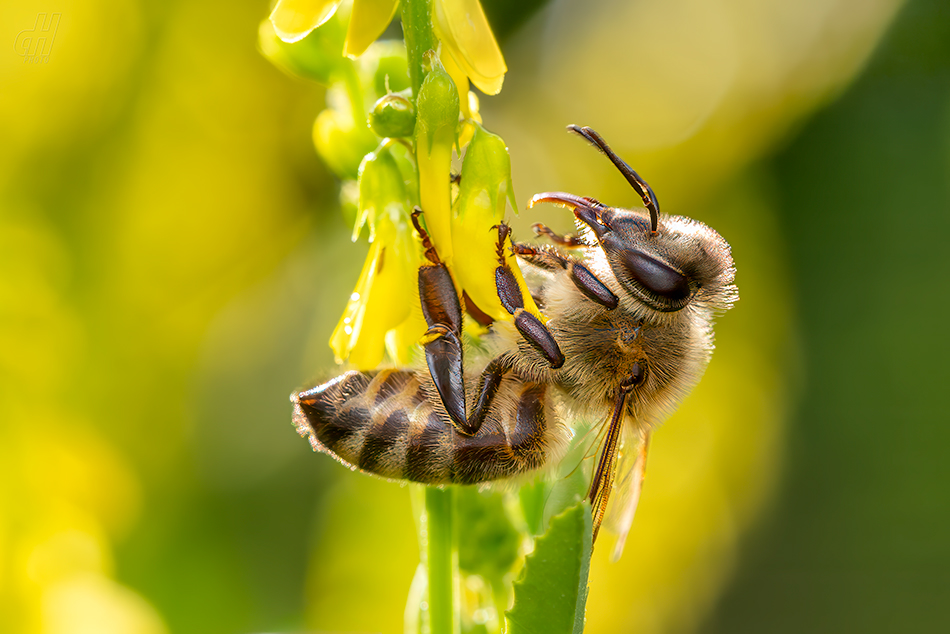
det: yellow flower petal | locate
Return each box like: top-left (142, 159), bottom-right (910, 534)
top-left (330, 231), bottom-right (418, 369)
top-left (439, 46), bottom-right (472, 119)
top-left (344, 0), bottom-right (400, 58)
top-left (331, 149), bottom-right (420, 369)
top-left (269, 0), bottom-right (342, 43)
top-left (385, 309), bottom-right (428, 366)
top-left (450, 125), bottom-right (542, 322)
top-left (330, 240), bottom-right (379, 365)
top-left (432, 0), bottom-right (507, 95)
top-left (467, 90), bottom-right (482, 124)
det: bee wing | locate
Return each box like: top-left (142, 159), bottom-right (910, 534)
top-left (603, 427), bottom-right (651, 562)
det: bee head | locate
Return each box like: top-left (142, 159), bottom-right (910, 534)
top-left (587, 208), bottom-right (736, 312)
top-left (562, 125), bottom-right (736, 313)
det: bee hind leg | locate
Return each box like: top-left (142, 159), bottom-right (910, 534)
top-left (492, 224), bottom-right (565, 368)
top-left (413, 207), bottom-right (468, 431)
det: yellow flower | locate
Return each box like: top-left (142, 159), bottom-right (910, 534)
top-left (330, 148), bottom-right (420, 369)
top-left (269, 0), bottom-right (342, 43)
top-left (344, 0), bottom-right (400, 58)
top-left (441, 50), bottom-right (483, 127)
top-left (432, 0), bottom-right (507, 95)
top-left (450, 124), bottom-right (542, 321)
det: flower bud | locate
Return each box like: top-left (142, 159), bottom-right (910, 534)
top-left (369, 92), bottom-right (416, 138)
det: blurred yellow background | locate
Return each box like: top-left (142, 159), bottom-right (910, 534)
top-left (3, 0), bottom-right (948, 632)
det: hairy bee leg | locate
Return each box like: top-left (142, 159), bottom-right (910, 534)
top-left (532, 223), bottom-right (585, 248)
top-left (411, 206), bottom-right (442, 265)
top-left (459, 354), bottom-right (514, 436)
top-left (413, 207), bottom-right (468, 431)
top-left (492, 224), bottom-right (565, 368)
top-left (512, 243), bottom-right (618, 310)
top-left (419, 323), bottom-right (466, 429)
top-left (508, 243), bottom-right (560, 271)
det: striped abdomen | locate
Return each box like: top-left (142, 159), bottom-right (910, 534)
top-left (291, 369), bottom-right (569, 485)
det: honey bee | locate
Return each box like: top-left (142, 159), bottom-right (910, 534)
top-left (292, 125), bottom-right (737, 544)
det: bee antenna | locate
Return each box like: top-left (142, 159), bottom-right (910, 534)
top-left (567, 124), bottom-right (660, 234)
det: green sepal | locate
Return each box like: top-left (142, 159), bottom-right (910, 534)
top-left (456, 123), bottom-right (516, 222)
top-left (353, 147), bottom-right (410, 241)
top-left (415, 57), bottom-right (460, 154)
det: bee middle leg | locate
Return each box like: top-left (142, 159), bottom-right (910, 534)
top-left (511, 242), bottom-right (618, 310)
top-left (492, 223), bottom-right (565, 369)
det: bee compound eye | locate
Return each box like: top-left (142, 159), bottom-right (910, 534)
top-left (621, 250), bottom-right (690, 301)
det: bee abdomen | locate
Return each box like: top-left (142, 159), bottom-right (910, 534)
top-left (448, 384), bottom-right (552, 484)
top-left (292, 371), bottom-right (567, 485)
top-left (293, 370), bottom-right (418, 479)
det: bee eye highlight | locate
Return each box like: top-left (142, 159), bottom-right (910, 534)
top-left (621, 250), bottom-right (690, 301)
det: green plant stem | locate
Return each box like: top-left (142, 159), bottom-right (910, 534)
top-left (402, 3), bottom-right (456, 631)
top-left (426, 486), bottom-right (458, 634)
top-left (400, 0), bottom-right (435, 100)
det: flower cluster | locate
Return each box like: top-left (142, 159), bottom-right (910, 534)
top-left (261, 0), bottom-right (538, 369)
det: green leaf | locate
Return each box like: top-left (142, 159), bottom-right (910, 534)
top-left (506, 501), bottom-right (592, 634)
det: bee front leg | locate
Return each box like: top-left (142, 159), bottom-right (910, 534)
top-left (532, 223), bottom-right (585, 248)
top-left (493, 224), bottom-right (565, 369)
top-left (413, 208), bottom-right (468, 431)
top-left (512, 243), bottom-right (618, 310)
